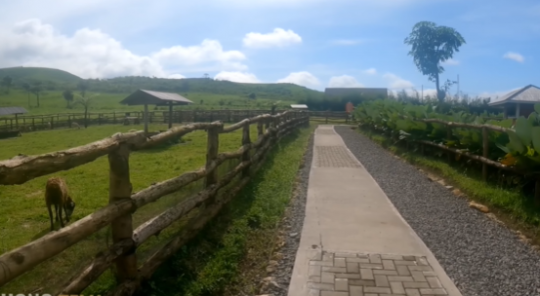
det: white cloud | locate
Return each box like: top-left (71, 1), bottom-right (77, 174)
top-left (330, 39), bottom-right (362, 46)
top-left (328, 75), bottom-right (364, 88)
top-left (388, 88), bottom-right (437, 99)
top-left (277, 71), bottom-right (320, 89)
top-left (441, 58), bottom-right (460, 66)
top-left (152, 39), bottom-right (246, 71)
top-left (243, 28), bottom-right (302, 49)
top-left (214, 71), bottom-right (260, 83)
top-left (383, 73), bottom-right (414, 89)
top-left (503, 52), bottom-right (524, 63)
top-left (168, 74), bottom-right (185, 79)
top-left (0, 19), bottom-right (248, 78)
top-left (363, 68), bottom-right (377, 75)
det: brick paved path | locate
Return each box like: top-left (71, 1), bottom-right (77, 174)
top-left (308, 251), bottom-right (447, 296)
top-left (287, 125), bottom-right (462, 296)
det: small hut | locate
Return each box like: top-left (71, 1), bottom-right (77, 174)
top-left (0, 106), bottom-right (28, 129)
top-left (489, 85), bottom-right (540, 119)
top-left (290, 104), bottom-right (308, 110)
top-left (120, 89), bottom-right (193, 132)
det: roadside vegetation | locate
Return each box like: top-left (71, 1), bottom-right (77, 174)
top-left (137, 127), bottom-right (313, 296)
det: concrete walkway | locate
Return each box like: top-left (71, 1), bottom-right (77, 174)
top-left (287, 125), bottom-right (463, 296)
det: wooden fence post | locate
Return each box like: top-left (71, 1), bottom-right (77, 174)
top-left (205, 126), bottom-right (220, 187)
top-left (113, 112), bottom-right (117, 124)
top-left (535, 180), bottom-right (540, 207)
top-left (108, 143), bottom-right (137, 282)
top-left (482, 127), bottom-right (489, 182)
top-left (51, 117), bottom-right (54, 130)
top-left (257, 120), bottom-right (264, 140)
top-left (242, 124), bottom-right (251, 177)
top-left (446, 125), bottom-right (452, 163)
top-left (32, 118), bottom-right (35, 130)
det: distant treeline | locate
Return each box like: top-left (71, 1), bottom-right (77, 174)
top-left (4, 74), bottom-right (325, 102)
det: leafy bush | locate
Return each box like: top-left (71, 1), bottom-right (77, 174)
top-left (354, 100), bottom-right (540, 171)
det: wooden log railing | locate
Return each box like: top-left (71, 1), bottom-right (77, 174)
top-left (0, 110), bottom-right (310, 295)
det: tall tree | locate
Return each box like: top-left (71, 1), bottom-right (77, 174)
top-left (74, 93), bottom-right (99, 128)
top-left (21, 82), bottom-right (31, 107)
top-left (404, 21), bottom-right (465, 102)
top-left (2, 76), bottom-right (13, 94)
top-left (77, 80), bottom-right (88, 98)
top-left (63, 90), bottom-right (74, 108)
top-left (30, 82), bottom-right (43, 107)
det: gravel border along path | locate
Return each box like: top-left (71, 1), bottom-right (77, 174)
top-left (259, 133), bottom-right (314, 296)
top-left (335, 126), bottom-right (540, 296)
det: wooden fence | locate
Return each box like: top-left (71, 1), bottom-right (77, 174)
top-left (0, 109), bottom-right (287, 132)
top-left (309, 111), bottom-right (351, 124)
top-left (361, 118), bottom-right (540, 203)
top-left (0, 110), bottom-right (310, 295)
top-left (0, 110), bottom-right (350, 133)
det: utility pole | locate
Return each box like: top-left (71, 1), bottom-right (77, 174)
top-left (421, 85), bottom-right (424, 101)
top-left (457, 74), bottom-right (460, 100)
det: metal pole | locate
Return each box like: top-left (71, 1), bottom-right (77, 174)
top-left (421, 85), bottom-right (424, 101)
top-left (168, 101), bottom-right (173, 129)
top-left (457, 75), bottom-right (460, 100)
top-left (144, 104), bottom-right (149, 134)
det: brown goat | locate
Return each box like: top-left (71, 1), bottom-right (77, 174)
top-left (45, 177), bottom-right (76, 231)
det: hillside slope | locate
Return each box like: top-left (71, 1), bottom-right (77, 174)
top-left (0, 67), bottom-right (82, 85)
top-left (88, 77), bottom-right (323, 100)
top-left (0, 67), bottom-right (323, 101)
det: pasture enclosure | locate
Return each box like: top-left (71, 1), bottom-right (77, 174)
top-left (0, 110), bottom-right (309, 295)
top-left (0, 109), bottom-right (288, 132)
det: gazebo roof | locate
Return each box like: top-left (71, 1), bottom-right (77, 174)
top-left (489, 84), bottom-right (540, 106)
top-left (120, 89), bottom-right (193, 106)
top-left (0, 106), bottom-right (28, 116)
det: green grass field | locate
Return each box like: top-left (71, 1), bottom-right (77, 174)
top-left (0, 89), bottom-right (298, 116)
top-left (0, 122), bottom-right (262, 293)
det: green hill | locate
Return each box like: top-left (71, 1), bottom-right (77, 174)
top-left (0, 66), bottom-right (82, 86)
top-left (0, 67), bottom-right (323, 101)
top-left (88, 76), bottom-right (323, 100)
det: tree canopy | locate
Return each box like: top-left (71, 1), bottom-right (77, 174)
top-left (404, 21), bottom-right (465, 102)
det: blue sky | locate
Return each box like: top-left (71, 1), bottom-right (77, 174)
top-left (0, 0), bottom-right (538, 98)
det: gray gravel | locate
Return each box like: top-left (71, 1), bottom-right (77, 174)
top-left (334, 126), bottom-right (540, 296)
top-left (259, 134), bottom-right (313, 296)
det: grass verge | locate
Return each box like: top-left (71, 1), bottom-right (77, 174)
top-left (138, 126), bottom-right (314, 296)
top-left (358, 128), bottom-right (540, 246)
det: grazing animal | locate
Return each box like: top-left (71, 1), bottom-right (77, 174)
top-left (45, 177), bottom-right (76, 231)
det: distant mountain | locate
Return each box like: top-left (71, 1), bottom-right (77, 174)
top-left (90, 76), bottom-right (323, 100)
top-left (0, 67), bottom-right (323, 101)
top-left (0, 66), bottom-right (82, 85)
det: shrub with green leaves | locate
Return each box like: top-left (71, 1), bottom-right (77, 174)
top-left (353, 100), bottom-right (540, 171)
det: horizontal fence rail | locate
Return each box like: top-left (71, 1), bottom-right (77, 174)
top-left (0, 109), bottom-right (289, 133)
top-left (0, 110), bottom-right (310, 295)
top-left (0, 110), bottom-right (350, 134)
